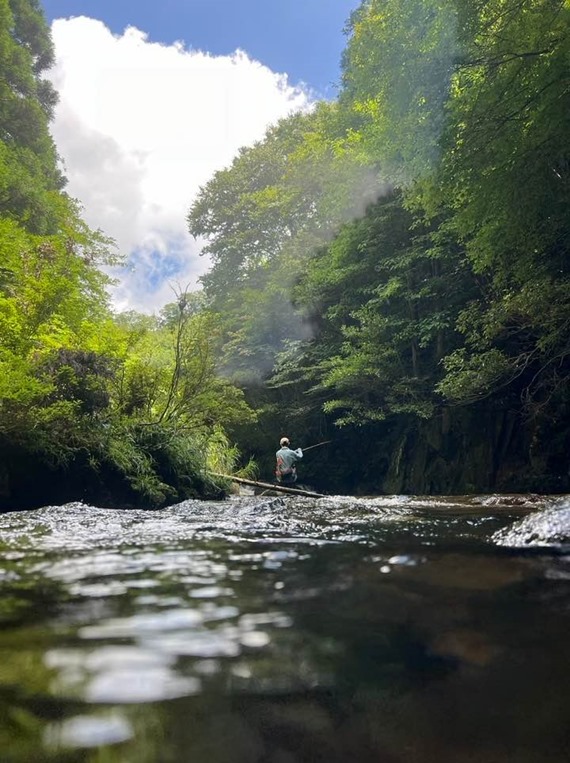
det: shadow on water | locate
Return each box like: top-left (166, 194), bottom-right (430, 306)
top-left (0, 493), bottom-right (569, 762)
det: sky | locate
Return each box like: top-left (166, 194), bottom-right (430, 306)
top-left (39, 1), bottom-right (361, 313)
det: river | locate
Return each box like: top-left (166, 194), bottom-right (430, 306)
top-left (0, 494), bottom-right (569, 762)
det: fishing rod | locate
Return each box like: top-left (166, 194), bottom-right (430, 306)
top-left (301, 440), bottom-right (332, 452)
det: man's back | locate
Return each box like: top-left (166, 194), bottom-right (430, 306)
top-left (275, 444), bottom-right (303, 482)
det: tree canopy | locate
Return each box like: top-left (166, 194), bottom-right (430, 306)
top-left (2, 0), bottom-right (568, 503)
top-left (0, 0), bottom-right (252, 509)
top-left (186, 0), bottom-right (570, 493)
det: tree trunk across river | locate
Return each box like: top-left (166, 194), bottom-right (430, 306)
top-left (0, 492), bottom-right (568, 762)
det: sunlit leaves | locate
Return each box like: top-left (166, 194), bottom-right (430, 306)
top-left (0, 1), bottom-right (63, 232)
top-left (428, 0), bottom-right (570, 407)
top-left (342, 0), bottom-right (459, 181)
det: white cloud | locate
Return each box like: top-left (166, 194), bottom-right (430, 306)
top-left (48, 17), bottom-right (311, 312)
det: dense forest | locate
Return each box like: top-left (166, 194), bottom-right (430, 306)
top-left (1, 0), bottom-right (569, 509)
top-left (0, 0), bottom-right (254, 509)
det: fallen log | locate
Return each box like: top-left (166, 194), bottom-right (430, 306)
top-left (209, 472), bottom-right (325, 499)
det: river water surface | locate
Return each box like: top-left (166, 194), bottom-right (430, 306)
top-left (1, 494), bottom-right (569, 762)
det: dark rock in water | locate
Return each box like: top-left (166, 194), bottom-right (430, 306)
top-left (429, 628), bottom-right (502, 667)
top-left (493, 504), bottom-right (570, 547)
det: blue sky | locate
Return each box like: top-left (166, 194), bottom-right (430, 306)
top-left (41, 0), bottom-right (359, 97)
top-left (41, 1), bottom-right (362, 312)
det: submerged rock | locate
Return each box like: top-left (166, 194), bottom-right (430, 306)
top-left (430, 628), bottom-right (501, 667)
top-left (493, 504), bottom-right (570, 547)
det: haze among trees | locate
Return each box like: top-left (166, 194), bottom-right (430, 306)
top-left (188, 0), bottom-right (570, 494)
top-left (1, 0), bottom-right (568, 507)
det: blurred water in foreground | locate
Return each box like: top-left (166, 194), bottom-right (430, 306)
top-left (0, 493), bottom-right (569, 762)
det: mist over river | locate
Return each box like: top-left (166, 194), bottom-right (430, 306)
top-left (1, 494), bottom-right (569, 762)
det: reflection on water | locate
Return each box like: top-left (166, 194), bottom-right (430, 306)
top-left (0, 494), bottom-right (569, 762)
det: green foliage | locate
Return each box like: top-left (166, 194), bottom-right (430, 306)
top-left (188, 103), bottom-right (385, 378)
top-left (430, 0), bottom-right (570, 409)
top-left (437, 348), bottom-right (514, 404)
top-left (2, 0), bottom-right (568, 501)
top-left (0, 0), bottom-right (63, 231)
top-left (0, 6), bottom-right (251, 508)
top-left (205, 426), bottom-right (258, 479)
top-left (341, 0), bottom-right (459, 181)
top-left (40, 348), bottom-right (115, 415)
top-left (115, 296), bottom-right (256, 432)
top-left (284, 192), bottom-right (475, 425)
top-left (0, 205), bottom-right (118, 459)
top-left (182, 0), bottom-right (570, 492)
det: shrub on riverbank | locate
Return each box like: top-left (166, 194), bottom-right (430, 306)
top-left (0, 420), bottom-right (235, 511)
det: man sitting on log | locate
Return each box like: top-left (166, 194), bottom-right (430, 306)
top-left (275, 437), bottom-right (303, 484)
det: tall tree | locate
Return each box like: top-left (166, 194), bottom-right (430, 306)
top-left (182, 0), bottom-right (570, 492)
top-left (341, 0), bottom-right (459, 181)
top-left (188, 103), bottom-right (383, 379)
top-left (0, 0), bottom-right (63, 233)
top-left (432, 0), bottom-right (570, 411)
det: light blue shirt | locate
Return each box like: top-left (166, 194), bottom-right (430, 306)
top-left (275, 446), bottom-right (303, 479)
